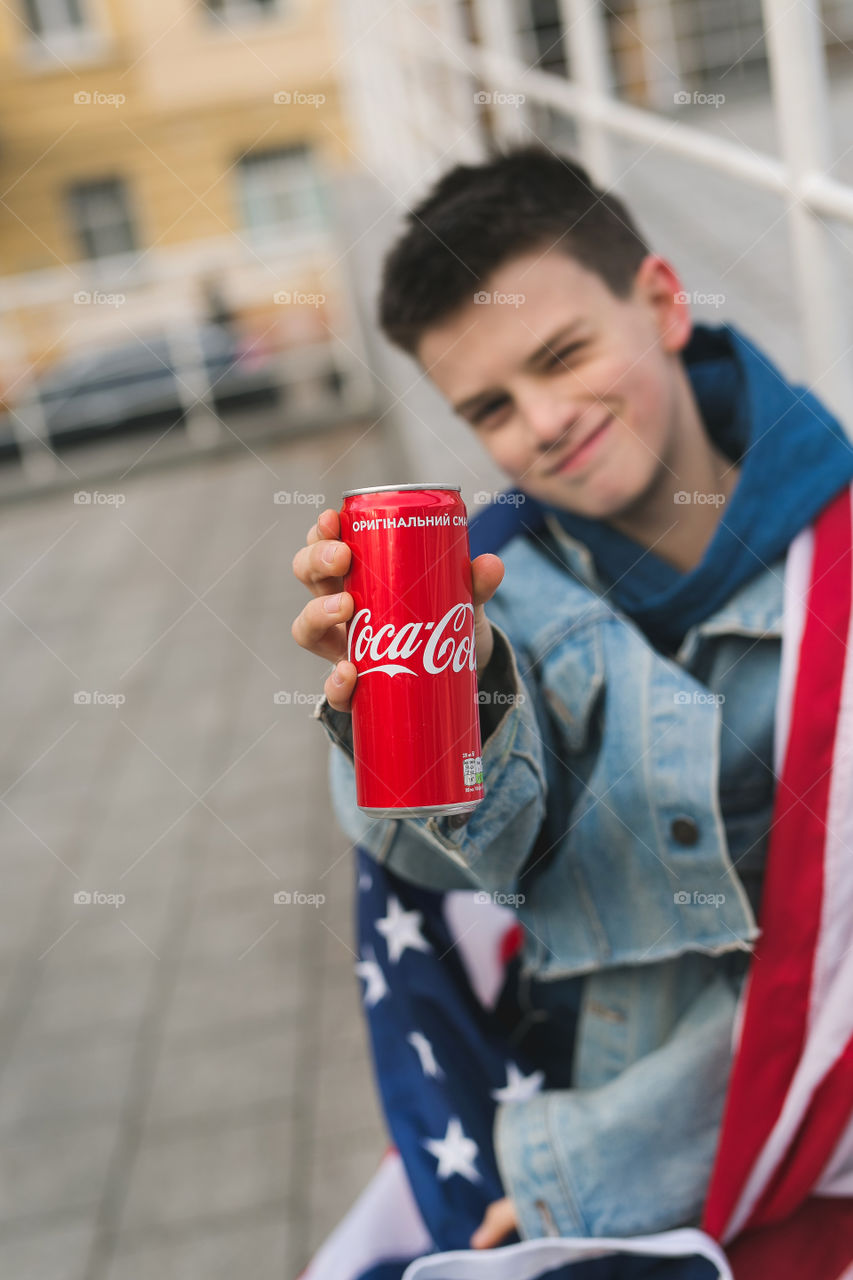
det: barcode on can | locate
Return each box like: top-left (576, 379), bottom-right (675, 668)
top-left (463, 754), bottom-right (483, 788)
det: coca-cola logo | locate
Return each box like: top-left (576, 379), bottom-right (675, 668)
top-left (347, 602), bottom-right (476, 677)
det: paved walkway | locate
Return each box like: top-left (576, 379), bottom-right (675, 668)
top-left (0, 421), bottom-right (394, 1278)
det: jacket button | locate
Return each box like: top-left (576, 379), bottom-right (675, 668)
top-left (671, 816), bottom-right (700, 846)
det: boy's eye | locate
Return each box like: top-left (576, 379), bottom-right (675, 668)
top-left (548, 341), bottom-right (586, 369)
top-left (471, 396), bottom-right (509, 426)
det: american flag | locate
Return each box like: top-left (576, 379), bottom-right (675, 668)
top-left (302, 486), bottom-right (853, 1280)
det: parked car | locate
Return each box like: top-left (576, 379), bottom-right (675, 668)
top-left (0, 323), bottom-right (281, 459)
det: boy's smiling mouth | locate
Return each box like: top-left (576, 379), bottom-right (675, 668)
top-left (547, 413), bottom-right (615, 476)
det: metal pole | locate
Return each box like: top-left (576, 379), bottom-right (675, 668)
top-left (558, 0), bottom-right (617, 184)
top-left (471, 0), bottom-right (532, 145)
top-left (761, 0), bottom-right (853, 421)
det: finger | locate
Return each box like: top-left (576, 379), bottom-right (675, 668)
top-left (292, 538), bottom-right (352, 595)
top-left (324, 659), bottom-right (357, 714)
top-left (470, 1197), bottom-right (517, 1249)
top-left (291, 591), bottom-right (353, 661)
top-left (471, 554), bottom-right (505, 609)
top-left (307, 508), bottom-right (341, 545)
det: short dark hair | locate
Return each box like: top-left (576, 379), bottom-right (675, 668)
top-left (378, 146), bottom-right (649, 356)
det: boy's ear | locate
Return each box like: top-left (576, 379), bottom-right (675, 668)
top-left (632, 254), bottom-right (692, 354)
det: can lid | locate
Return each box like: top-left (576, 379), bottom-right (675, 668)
top-left (342, 483), bottom-right (462, 497)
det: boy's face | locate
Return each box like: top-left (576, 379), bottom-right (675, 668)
top-left (416, 248), bottom-right (692, 520)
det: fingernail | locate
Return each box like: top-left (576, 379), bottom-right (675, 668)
top-left (323, 592), bottom-right (342, 613)
top-left (322, 544), bottom-right (337, 564)
top-left (332, 666), bottom-right (345, 686)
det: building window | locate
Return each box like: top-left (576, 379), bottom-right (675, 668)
top-left (204, 0), bottom-right (279, 23)
top-left (22, 0), bottom-right (86, 37)
top-left (236, 145), bottom-right (325, 237)
top-left (66, 178), bottom-right (137, 262)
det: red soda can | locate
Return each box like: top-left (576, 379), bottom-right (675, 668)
top-left (340, 484), bottom-right (485, 818)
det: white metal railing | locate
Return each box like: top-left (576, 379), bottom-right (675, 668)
top-left (339, 0), bottom-right (853, 422)
top-left (0, 224), bottom-right (378, 485)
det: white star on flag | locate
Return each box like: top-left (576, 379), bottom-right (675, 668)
top-left (423, 1116), bottom-right (480, 1183)
top-left (375, 894), bottom-right (431, 963)
top-left (407, 1030), bottom-right (443, 1078)
top-left (358, 869), bottom-right (372, 892)
top-left (490, 1061), bottom-right (546, 1104)
top-left (354, 948), bottom-right (389, 1008)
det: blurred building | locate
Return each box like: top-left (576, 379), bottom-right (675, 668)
top-left (0, 0), bottom-right (375, 477)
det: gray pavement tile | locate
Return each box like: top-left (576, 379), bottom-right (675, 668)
top-left (159, 961), bottom-right (304, 1044)
top-left (0, 1122), bottom-right (116, 1222)
top-left (143, 1025), bottom-right (297, 1129)
top-left (0, 1218), bottom-right (96, 1280)
top-left (116, 1117), bottom-right (291, 1229)
top-left (101, 1216), bottom-right (291, 1280)
top-left (22, 955), bottom-right (156, 1044)
top-left (0, 1032), bottom-right (137, 1135)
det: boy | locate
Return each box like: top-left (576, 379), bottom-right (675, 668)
top-left (291, 147), bottom-right (853, 1248)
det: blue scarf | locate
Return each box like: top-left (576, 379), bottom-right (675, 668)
top-left (469, 324), bottom-right (853, 653)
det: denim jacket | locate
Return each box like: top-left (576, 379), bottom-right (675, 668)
top-left (318, 514), bottom-right (784, 1241)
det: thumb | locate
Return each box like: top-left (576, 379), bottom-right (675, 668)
top-left (471, 554), bottom-right (505, 608)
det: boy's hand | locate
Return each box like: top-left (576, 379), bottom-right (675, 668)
top-left (291, 507), bottom-right (504, 715)
top-left (470, 1196), bottom-right (518, 1248)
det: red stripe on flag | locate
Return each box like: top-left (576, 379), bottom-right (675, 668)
top-left (726, 1195), bottom-right (853, 1280)
top-left (752, 1029), bottom-right (853, 1224)
top-left (703, 486), bottom-right (853, 1239)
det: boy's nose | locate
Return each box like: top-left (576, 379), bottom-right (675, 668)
top-left (523, 396), bottom-right (582, 454)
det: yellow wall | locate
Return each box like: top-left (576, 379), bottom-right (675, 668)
top-left (0, 0), bottom-right (353, 276)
